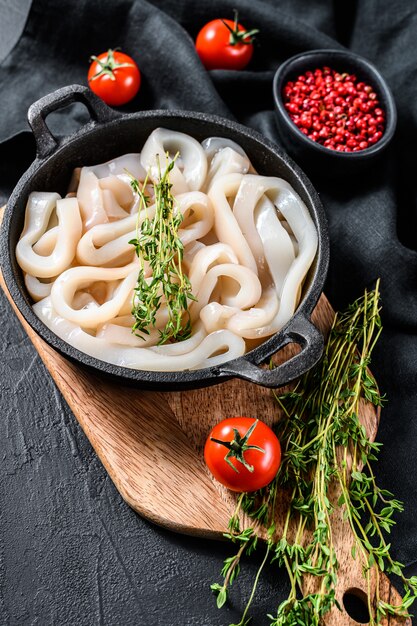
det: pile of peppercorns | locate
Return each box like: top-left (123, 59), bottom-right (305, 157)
top-left (282, 66), bottom-right (385, 152)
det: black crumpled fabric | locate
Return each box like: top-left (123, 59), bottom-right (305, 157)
top-left (1, 0), bottom-right (417, 623)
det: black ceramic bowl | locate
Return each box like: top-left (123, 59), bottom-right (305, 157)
top-left (273, 49), bottom-right (397, 174)
top-left (1, 84), bottom-right (329, 391)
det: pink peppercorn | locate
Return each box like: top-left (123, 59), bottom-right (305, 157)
top-left (282, 67), bottom-right (386, 152)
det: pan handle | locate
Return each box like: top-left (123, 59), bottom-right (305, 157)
top-left (218, 313), bottom-right (324, 388)
top-left (28, 84), bottom-right (121, 159)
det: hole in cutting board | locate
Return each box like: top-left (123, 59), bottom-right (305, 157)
top-left (343, 588), bottom-right (370, 623)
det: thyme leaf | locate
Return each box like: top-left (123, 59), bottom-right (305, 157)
top-left (128, 153), bottom-right (196, 345)
top-left (211, 280), bottom-right (417, 625)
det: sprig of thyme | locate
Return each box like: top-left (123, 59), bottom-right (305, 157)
top-left (128, 154), bottom-right (196, 345)
top-left (211, 280), bottom-right (417, 625)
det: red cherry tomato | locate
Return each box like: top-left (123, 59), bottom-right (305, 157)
top-left (204, 417), bottom-right (281, 492)
top-left (195, 11), bottom-right (258, 71)
top-left (88, 49), bottom-right (141, 106)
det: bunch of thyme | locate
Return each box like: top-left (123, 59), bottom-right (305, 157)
top-left (128, 153), bottom-right (195, 344)
top-left (211, 280), bottom-right (417, 625)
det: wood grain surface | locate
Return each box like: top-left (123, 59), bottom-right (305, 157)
top-left (0, 206), bottom-right (409, 625)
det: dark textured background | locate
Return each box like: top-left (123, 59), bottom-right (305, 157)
top-left (1, 1), bottom-right (417, 624)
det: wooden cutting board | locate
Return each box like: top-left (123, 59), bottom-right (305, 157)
top-left (0, 207), bottom-right (408, 625)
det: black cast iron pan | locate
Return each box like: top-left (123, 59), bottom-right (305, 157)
top-left (0, 85), bottom-right (329, 391)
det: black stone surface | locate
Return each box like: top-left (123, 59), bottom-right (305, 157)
top-left (1, 1), bottom-right (417, 625)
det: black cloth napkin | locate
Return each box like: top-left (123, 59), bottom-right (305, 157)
top-left (1, 1), bottom-right (416, 624)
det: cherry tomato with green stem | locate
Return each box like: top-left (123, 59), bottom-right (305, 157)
top-left (195, 10), bottom-right (258, 71)
top-left (204, 417), bottom-right (281, 492)
top-left (88, 48), bottom-right (141, 106)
